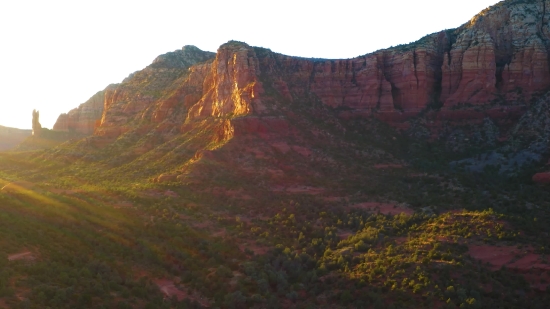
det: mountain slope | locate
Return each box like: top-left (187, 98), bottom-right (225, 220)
top-left (0, 126), bottom-right (31, 151)
top-left (3, 0), bottom-right (550, 308)
top-left (53, 0), bottom-right (550, 139)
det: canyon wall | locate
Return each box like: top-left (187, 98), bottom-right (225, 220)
top-left (258, 0), bottom-right (550, 115)
top-left (54, 0), bottom-right (550, 139)
top-left (53, 90), bottom-right (106, 134)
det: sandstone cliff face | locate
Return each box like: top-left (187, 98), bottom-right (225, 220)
top-left (256, 31), bottom-right (450, 114)
top-left (54, 46), bottom-right (215, 136)
top-left (94, 46), bottom-right (216, 139)
top-left (55, 0), bottom-right (550, 143)
top-left (442, 1), bottom-right (550, 106)
top-left (257, 0), bottom-right (550, 115)
top-left (185, 42), bottom-right (264, 121)
top-left (53, 90), bottom-right (106, 134)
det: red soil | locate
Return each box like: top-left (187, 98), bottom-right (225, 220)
top-left (8, 251), bottom-right (34, 262)
top-left (352, 202), bottom-right (413, 215)
top-left (212, 229), bottom-right (227, 238)
top-left (164, 190), bottom-right (179, 198)
top-left (154, 279), bottom-right (210, 307)
top-left (468, 244), bottom-right (550, 290)
top-left (291, 145), bottom-right (312, 157)
top-left (271, 142), bottom-right (291, 153)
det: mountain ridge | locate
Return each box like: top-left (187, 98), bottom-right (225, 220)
top-left (52, 0), bottom-right (550, 140)
top-left (0, 125), bottom-right (31, 151)
top-left (4, 1), bottom-right (550, 307)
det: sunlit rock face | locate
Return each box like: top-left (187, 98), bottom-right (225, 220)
top-left (185, 41), bottom-right (264, 121)
top-left (441, 1), bottom-right (550, 107)
top-left (259, 0), bottom-right (550, 116)
top-left (53, 91), bottom-right (105, 135)
top-left (53, 46), bottom-right (216, 136)
top-left (54, 0), bottom-right (550, 141)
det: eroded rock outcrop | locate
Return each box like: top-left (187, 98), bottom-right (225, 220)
top-left (32, 109), bottom-right (41, 136)
top-left (54, 46), bottom-right (216, 137)
top-left (53, 0), bottom-right (550, 150)
top-left (442, 2), bottom-right (550, 106)
top-left (93, 46), bottom-right (216, 139)
top-left (53, 90), bottom-right (106, 135)
top-left (258, 0), bottom-right (550, 115)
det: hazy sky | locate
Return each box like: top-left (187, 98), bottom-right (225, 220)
top-left (0, 0), bottom-right (501, 129)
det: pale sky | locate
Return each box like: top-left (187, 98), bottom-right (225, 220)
top-left (0, 0), bottom-right (501, 130)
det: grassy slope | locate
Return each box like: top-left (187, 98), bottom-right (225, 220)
top-left (1, 93), bottom-right (550, 309)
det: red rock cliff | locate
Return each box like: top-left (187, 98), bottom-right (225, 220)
top-left (56, 0), bottom-right (550, 140)
top-left (53, 90), bottom-right (107, 135)
top-left (257, 0), bottom-right (550, 115)
top-left (54, 46), bottom-right (215, 136)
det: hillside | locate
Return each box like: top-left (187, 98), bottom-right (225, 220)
top-left (0, 126), bottom-right (31, 151)
top-left (1, 0), bottom-right (550, 308)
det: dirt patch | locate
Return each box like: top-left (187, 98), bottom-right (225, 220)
top-left (469, 245), bottom-right (550, 271)
top-left (154, 279), bottom-right (209, 307)
top-left (271, 142), bottom-right (290, 154)
top-left (155, 279), bottom-right (186, 301)
top-left (291, 146), bottom-right (312, 157)
top-left (8, 251), bottom-right (35, 262)
top-left (469, 244), bottom-right (550, 290)
top-left (212, 229), bottom-right (227, 238)
top-left (352, 202), bottom-right (413, 215)
top-left (246, 147), bottom-right (268, 159)
top-left (164, 190), bottom-right (178, 198)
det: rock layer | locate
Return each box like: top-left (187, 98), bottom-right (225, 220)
top-left (53, 90), bottom-right (106, 134)
top-left (54, 0), bottom-right (550, 140)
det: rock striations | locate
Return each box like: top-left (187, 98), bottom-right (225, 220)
top-left (51, 0), bottom-right (550, 165)
top-left (53, 90), bottom-right (106, 135)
